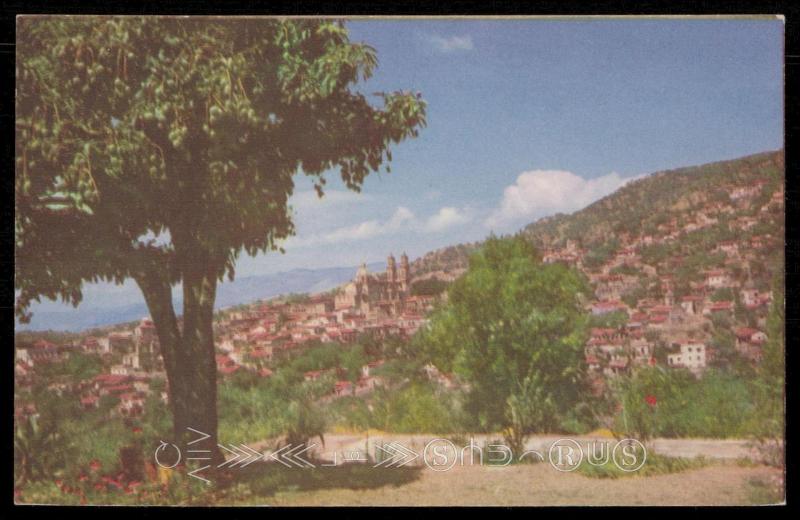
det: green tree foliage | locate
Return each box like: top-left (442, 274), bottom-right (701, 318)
top-left (279, 399), bottom-right (326, 449)
top-left (710, 287), bottom-right (735, 302)
top-left (420, 236), bottom-right (591, 439)
top-left (15, 18), bottom-right (425, 461)
top-left (582, 238), bottom-right (619, 270)
top-left (37, 351), bottom-right (103, 381)
top-left (410, 278), bottom-right (449, 297)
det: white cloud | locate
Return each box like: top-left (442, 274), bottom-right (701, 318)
top-left (427, 34), bottom-right (474, 53)
top-left (424, 206), bottom-right (471, 232)
top-left (388, 206), bottom-right (416, 228)
top-left (289, 205), bottom-right (471, 249)
top-left (485, 169), bottom-right (634, 229)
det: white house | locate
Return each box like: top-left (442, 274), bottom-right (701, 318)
top-left (667, 341), bottom-right (707, 374)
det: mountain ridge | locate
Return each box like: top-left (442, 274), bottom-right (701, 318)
top-left (411, 149), bottom-right (784, 277)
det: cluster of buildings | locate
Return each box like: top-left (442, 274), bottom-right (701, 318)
top-left (15, 318), bottom-right (168, 421)
top-left (210, 254), bottom-right (438, 398)
top-left (546, 178), bottom-right (781, 384)
top-left (15, 254), bottom-right (442, 420)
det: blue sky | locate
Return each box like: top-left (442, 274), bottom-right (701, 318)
top-left (233, 17), bottom-right (783, 276)
top-left (25, 17), bottom-right (784, 319)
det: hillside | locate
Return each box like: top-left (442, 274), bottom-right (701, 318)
top-left (521, 150), bottom-right (783, 248)
top-left (413, 150), bottom-right (784, 292)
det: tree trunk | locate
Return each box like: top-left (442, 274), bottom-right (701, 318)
top-left (177, 264), bottom-right (224, 467)
top-left (135, 265), bottom-right (225, 469)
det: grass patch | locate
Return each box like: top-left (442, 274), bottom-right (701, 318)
top-left (577, 451), bottom-right (709, 479)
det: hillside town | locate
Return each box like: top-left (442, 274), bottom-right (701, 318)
top-left (15, 254), bottom-right (440, 421)
top-left (14, 161), bottom-right (784, 422)
top-left (547, 175), bottom-right (782, 390)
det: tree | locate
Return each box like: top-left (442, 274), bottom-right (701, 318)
top-left (751, 268), bottom-right (785, 465)
top-left (421, 236), bottom-right (590, 445)
top-left (16, 18), bottom-right (426, 463)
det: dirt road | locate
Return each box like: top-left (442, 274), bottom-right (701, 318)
top-left (230, 433), bottom-right (781, 506)
top-left (224, 461), bottom-right (781, 506)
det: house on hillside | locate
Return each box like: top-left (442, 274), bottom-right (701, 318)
top-left (667, 341), bottom-right (707, 375)
top-left (704, 270), bottom-right (734, 290)
top-left (734, 327), bottom-right (767, 363)
top-left (604, 356), bottom-right (629, 377)
top-left (630, 338), bottom-right (654, 365)
top-left (680, 295), bottom-right (704, 316)
top-left (703, 300), bottom-right (734, 317)
top-left (715, 241), bottom-right (740, 258)
top-left (118, 392), bottom-right (145, 417)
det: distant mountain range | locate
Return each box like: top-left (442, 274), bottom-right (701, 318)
top-left (18, 262), bottom-right (384, 332)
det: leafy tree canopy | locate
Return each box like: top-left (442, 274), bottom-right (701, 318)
top-left (420, 236), bottom-right (591, 433)
top-left (16, 17), bottom-right (426, 318)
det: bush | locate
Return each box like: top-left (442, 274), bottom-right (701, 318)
top-left (577, 451), bottom-right (708, 479)
top-left (613, 367), bottom-right (760, 439)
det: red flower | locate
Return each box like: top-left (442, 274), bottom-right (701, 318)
top-left (94, 483), bottom-right (105, 491)
top-left (78, 474), bottom-right (88, 482)
top-left (132, 426), bottom-right (143, 433)
top-left (645, 395), bottom-right (658, 407)
top-left (89, 459), bottom-right (102, 471)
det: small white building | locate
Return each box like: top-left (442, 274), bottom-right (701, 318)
top-left (667, 341), bottom-right (706, 374)
top-left (705, 270), bottom-right (733, 290)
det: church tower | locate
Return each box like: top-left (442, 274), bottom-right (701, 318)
top-left (399, 252), bottom-right (410, 293)
top-left (387, 254), bottom-right (397, 300)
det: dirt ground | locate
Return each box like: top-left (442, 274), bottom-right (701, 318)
top-left (227, 462), bottom-right (782, 506)
top-left (222, 433), bottom-right (783, 506)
